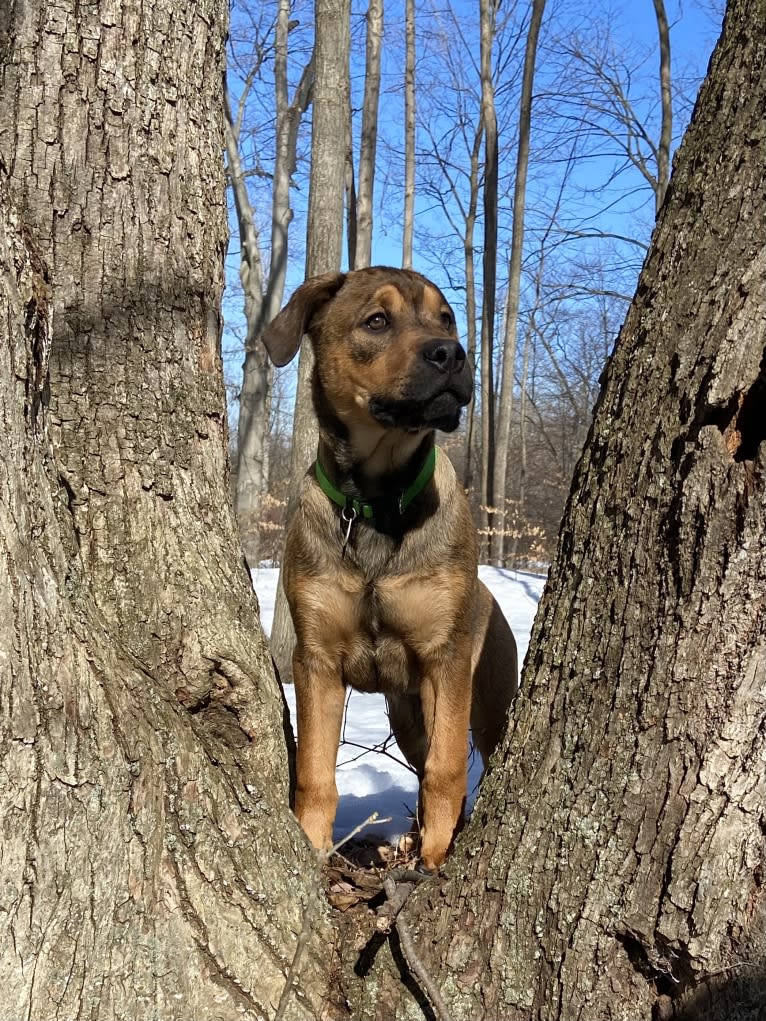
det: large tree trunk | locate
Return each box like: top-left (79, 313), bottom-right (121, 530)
top-left (339, 0), bottom-right (766, 1015)
top-left (0, 2), bottom-right (332, 1016)
top-left (1, 0), bottom-right (269, 712)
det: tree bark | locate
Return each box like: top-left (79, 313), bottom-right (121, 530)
top-left (461, 121), bottom-right (484, 494)
top-left (2, 0), bottom-right (764, 1018)
top-left (0, 2), bottom-right (332, 1016)
top-left (340, 0), bottom-right (766, 1015)
top-left (270, 0), bottom-right (351, 682)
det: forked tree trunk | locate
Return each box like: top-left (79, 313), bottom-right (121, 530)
top-left (339, 0), bottom-right (766, 1015)
top-left (2, 0), bottom-right (764, 1018)
top-left (0, 2), bottom-right (332, 1016)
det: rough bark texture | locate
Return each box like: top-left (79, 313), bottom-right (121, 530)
top-left (0, 3), bottom-right (334, 1017)
top-left (341, 0), bottom-right (766, 1016)
top-left (0, 0), bottom-right (280, 749)
top-left (2, 0), bottom-right (764, 1018)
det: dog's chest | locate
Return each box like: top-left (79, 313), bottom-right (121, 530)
top-left (343, 584), bottom-right (414, 694)
top-left (342, 580), bottom-right (418, 695)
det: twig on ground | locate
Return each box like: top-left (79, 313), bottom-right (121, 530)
top-left (337, 736), bottom-right (418, 773)
top-left (273, 887), bottom-right (318, 1021)
top-left (273, 811), bottom-right (392, 1019)
top-left (328, 810), bottom-right (392, 855)
top-left (338, 690), bottom-right (418, 772)
top-left (381, 875), bottom-right (452, 1021)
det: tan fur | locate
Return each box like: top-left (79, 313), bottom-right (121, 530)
top-left (263, 267), bottom-right (518, 870)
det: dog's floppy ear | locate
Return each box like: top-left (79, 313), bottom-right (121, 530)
top-left (262, 272), bottom-right (346, 367)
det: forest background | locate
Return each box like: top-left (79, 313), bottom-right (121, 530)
top-left (223, 0), bottom-right (725, 571)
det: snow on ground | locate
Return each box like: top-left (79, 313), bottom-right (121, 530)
top-left (252, 565), bottom-right (547, 844)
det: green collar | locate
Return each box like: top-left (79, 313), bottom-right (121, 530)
top-left (314, 446), bottom-right (437, 523)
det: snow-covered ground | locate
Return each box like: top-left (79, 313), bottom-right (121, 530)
top-left (252, 565), bottom-right (547, 844)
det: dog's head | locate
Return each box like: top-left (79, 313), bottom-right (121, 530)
top-left (263, 267), bottom-right (473, 435)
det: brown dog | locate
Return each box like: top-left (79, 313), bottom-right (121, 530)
top-left (263, 266), bottom-right (518, 871)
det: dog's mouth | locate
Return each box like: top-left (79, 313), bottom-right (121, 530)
top-left (369, 385), bottom-right (471, 433)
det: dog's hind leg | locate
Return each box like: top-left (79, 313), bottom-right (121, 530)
top-left (470, 582), bottom-right (518, 766)
top-left (416, 643), bottom-right (473, 871)
top-left (386, 693), bottom-right (428, 777)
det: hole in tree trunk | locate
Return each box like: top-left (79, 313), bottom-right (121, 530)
top-left (733, 347), bottom-right (766, 463)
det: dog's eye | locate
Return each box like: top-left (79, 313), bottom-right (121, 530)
top-left (365, 312), bottom-right (389, 332)
top-left (440, 311), bottom-right (454, 330)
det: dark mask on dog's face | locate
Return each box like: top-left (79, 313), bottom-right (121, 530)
top-left (310, 268), bottom-right (473, 436)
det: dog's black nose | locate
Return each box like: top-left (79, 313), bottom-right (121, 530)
top-left (421, 339), bottom-right (466, 373)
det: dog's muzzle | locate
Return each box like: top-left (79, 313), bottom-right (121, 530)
top-left (369, 338), bottom-right (473, 433)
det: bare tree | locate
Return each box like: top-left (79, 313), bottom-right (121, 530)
top-left (490, 0), bottom-right (546, 565)
top-left (402, 0), bottom-right (416, 268)
top-left (478, 0), bottom-right (499, 556)
top-left (354, 0), bottom-right (384, 269)
top-left (652, 0), bottom-right (673, 212)
top-left (555, 15), bottom-right (676, 223)
top-left (270, 0), bottom-right (351, 681)
top-left (227, 2), bottom-right (315, 564)
top-left (412, 2), bottom-right (527, 501)
top-left (224, 89), bottom-right (271, 558)
top-left (411, 7), bottom-right (484, 488)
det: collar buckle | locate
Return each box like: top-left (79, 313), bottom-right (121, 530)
top-left (340, 503), bottom-right (357, 552)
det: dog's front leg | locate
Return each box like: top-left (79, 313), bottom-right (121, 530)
top-left (292, 649), bottom-right (345, 852)
top-left (418, 644), bottom-right (473, 871)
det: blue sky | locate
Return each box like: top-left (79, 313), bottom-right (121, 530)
top-left (222, 0), bottom-right (726, 417)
